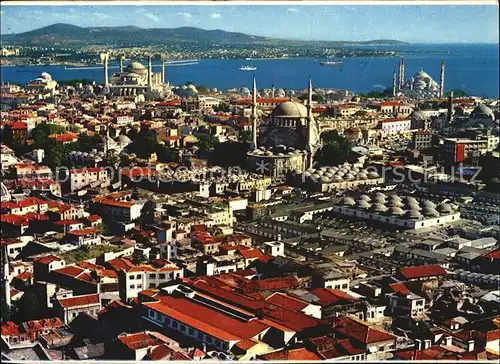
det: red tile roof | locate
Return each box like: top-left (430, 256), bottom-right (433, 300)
top-left (145, 295), bottom-right (268, 341)
top-left (35, 255), bottom-right (63, 265)
top-left (241, 276), bottom-right (298, 293)
top-left (399, 264), bottom-right (447, 280)
top-left (333, 316), bottom-right (394, 344)
top-left (118, 332), bottom-right (163, 350)
top-left (67, 228), bottom-right (97, 236)
top-left (57, 294), bottom-right (100, 308)
top-left (482, 248), bottom-right (500, 260)
top-left (265, 292), bottom-right (310, 312)
top-left (259, 347), bottom-right (321, 361)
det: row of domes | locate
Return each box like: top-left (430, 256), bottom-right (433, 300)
top-left (338, 193), bottom-right (456, 219)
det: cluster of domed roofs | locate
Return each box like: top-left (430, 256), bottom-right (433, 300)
top-left (296, 162), bottom-right (381, 183)
top-left (338, 192), bottom-right (458, 219)
top-left (248, 145), bottom-right (307, 158)
top-left (401, 69), bottom-right (441, 98)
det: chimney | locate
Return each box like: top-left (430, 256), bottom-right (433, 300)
top-left (424, 339), bottom-right (431, 349)
top-left (467, 339), bottom-right (475, 352)
top-left (414, 339), bottom-right (422, 350)
top-left (444, 336), bottom-right (452, 346)
top-left (277, 234), bottom-right (282, 241)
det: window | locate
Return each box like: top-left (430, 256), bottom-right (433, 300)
top-left (342, 283), bottom-right (348, 289)
top-left (206, 336), bottom-right (212, 343)
top-left (129, 275), bottom-right (135, 280)
top-left (159, 273), bottom-right (166, 279)
top-left (149, 273), bottom-right (156, 279)
top-left (149, 283), bottom-right (156, 288)
top-left (172, 321), bottom-right (178, 328)
top-left (197, 332), bottom-right (203, 340)
top-left (149, 310), bottom-right (156, 318)
top-left (130, 284), bottom-right (135, 289)
top-left (180, 324), bottom-right (186, 332)
top-left (137, 284), bottom-right (142, 289)
top-left (136, 274), bottom-right (142, 280)
top-left (188, 328), bottom-right (194, 336)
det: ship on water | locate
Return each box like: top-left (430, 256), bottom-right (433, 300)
top-left (239, 65), bottom-right (257, 71)
top-left (320, 61), bottom-right (344, 66)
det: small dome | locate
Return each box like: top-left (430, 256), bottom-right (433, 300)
top-left (422, 200), bottom-right (437, 209)
top-left (345, 173), bottom-right (356, 180)
top-left (470, 104), bottom-right (495, 120)
top-left (312, 174), bottom-right (321, 179)
top-left (371, 203), bottom-right (388, 212)
top-left (265, 151), bottom-right (273, 156)
top-left (359, 195), bottom-right (371, 202)
top-left (423, 207), bottom-right (440, 217)
top-left (405, 210), bottom-right (423, 219)
top-left (321, 176), bottom-right (330, 183)
top-left (332, 175), bottom-right (343, 182)
top-left (389, 206), bottom-right (405, 215)
top-left (357, 172), bottom-right (368, 180)
top-left (437, 203), bottom-right (452, 213)
top-left (116, 134), bottom-right (131, 144)
top-left (342, 197), bottom-right (356, 206)
top-left (411, 111), bottom-right (427, 120)
top-left (368, 171), bottom-right (380, 179)
top-left (357, 200), bottom-right (371, 209)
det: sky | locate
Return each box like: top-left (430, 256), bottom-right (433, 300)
top-left (1, 5), bottom-right (498, 43)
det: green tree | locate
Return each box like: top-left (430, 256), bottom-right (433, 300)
top-left (78, 133), bottom-right (103, 153)
top-left (315, 131), bottom-right (354, 166)
top-left (240, 130), bottom-right (252, 144)
top-left (197, 134), bottom-right (220, 155)
top-left (210, 141), bottom-right (248, 167)
top-left (445, 89), bottom-right (467, 98)
top-left (14, 291), bottom-right (41, 321)
top-left (129, 131), bottom-right (159, 158)
top-left (30, 123), bottom-right (66, 149)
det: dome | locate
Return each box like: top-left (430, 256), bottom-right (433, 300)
top-left (125, 62), bottom-right (147, 74)
top-left (321, 176), bottom-right (330, 183)
top-left (345, 173), bottom-right (356, 180)
top-left (405, 210), bottom-right (423, 219)
top-left (116, 134), bottom-right (131, 144)
top-left (422, 200), bottom-right (437, 209)
top-left (342, 197), bottom-right (356, 206)
top-left (423, 207), bottom-right (440, 217)
top-left (411, 111), bottom-right (427, 120)
top-left (387, 199), bottom-right (404, 208)
top-left (373, 194), bottom-right (387, 204)
top-left (389, 206), bottom-right (405, 215)
top-left (0, 182), bottom-right (10, 199)
top-left (357, 172), bottom-right (368, 180)
top-left (437, 203), bottom-right (452, 213)
top-left (415, 70), bottom-right (431, 79)
top-left (265, 151), bottom-right (273, 156)
top-left (272, 101), bottom-right (308, 118)
top-left (470, 104), bottom-right (495, 120)
top-left (368, 171), bottom-right (380, 179)
top-left (371, 203), bottom-right (388, 213)
top-left (40, 72), bottom-right (52, 80)
top-left (332, 175), bottom-right (343, 182)
top-left (357, 200), bottom-right (371, 209)
top-left (359, 194), bottom-right (371, 202)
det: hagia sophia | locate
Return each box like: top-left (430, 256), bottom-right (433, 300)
top-left (247, 77), bottom-right (321, 178)
top-left (100, 52), bottom-right (172, 98)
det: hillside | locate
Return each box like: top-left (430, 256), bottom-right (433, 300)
top-left (2, 23), bottom-right (408, 46)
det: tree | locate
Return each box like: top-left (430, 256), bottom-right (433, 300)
top-left (14, 290), bottom-right (41, 321)
top-left (240, 130), bottom-right (252, 144)
top-left (156, 145), bottom-right (178, 163)
top-left (128, 131), bottom-right (159, 158)
top-left (445, 89), bottom-right (467, 98)
top-left (31, 123), bottom-right (66, 149)
top-left (197, 134), bottom-right (220, 155)
top-left (210, 141), bottom-right (248, 167)
top-left (315, 131), bottom-right (354, 166)
top-left (78, 133), bottom-right (103, 153)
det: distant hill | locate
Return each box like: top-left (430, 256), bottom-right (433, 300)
top-left (1, 23), bottom-right (408, 46)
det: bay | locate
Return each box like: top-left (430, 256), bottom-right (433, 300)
top-left (1, 43), bottom-right (498, 97)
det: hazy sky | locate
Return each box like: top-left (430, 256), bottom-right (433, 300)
top-left (1, 5), bottom-right (498, 43)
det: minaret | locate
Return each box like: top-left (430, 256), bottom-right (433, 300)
top-left (100, 52), bottom-right (109, 87)
top-left (399, 58), bottom-right (405, 89)
top-left (251, 76), bottom-right (258, 150)
top-left (392, 65), bottom-right (397, 97)
top-left (447, 91), bottom-right (454, 123)
top-left (2, 246), bottom-right (11, 314)
top-left (440, 58), bottom-right (445, 98)
top-left (161, 54), bottom-right (167, 84)
top-left (119, 55), bottom-right (124, 73)
top-left (147, 55), bottom-right (153, 90)
top-left (272, 85), bottom-right (275, 98)
top-left (306, 77), bottom-right (314, 169)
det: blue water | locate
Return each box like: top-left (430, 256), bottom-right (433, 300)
top-left (1, 44), bottom-right (498, 97)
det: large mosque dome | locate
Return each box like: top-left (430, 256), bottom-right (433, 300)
top-left (470, 104), bottom-right (495, 121)
top-left (401, 68), bottom-right (440, 98)
top-left (124, 62), bottom-right (148, 75)
top-left (271, 101), bottom-right (308, 118)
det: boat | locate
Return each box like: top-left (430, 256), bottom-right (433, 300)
top-left (320, 61), bottom-right (344, 66)
top-left (239, 65), bottom-right (257, 71)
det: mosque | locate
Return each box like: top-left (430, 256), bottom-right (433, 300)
top-left (247, 77), bottom-right (321, 178)
top-left (393, 58), bottom-right (445, 98)
top-left (25, 72), bottom-right (58, 98)
top-left (100, 53), bottom-right (171, 98)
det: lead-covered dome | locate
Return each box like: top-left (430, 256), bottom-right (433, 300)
top-left (271, 101), bottom-right (308, 118)
top-left (470, 104), bottom-right (495, 121)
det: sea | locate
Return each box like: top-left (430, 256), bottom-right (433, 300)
top-left (1, 43), bottom-right (499, 97)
